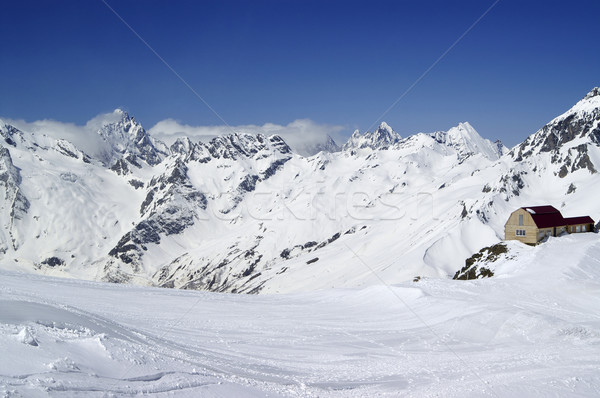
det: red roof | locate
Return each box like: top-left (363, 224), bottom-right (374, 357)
top-left (521, 205), bottom-right (560, 214)
top-left (530, 213), bottom-right (566, 228)
top-left (564, 216), bottom-right (595, 225)
top-left (519, 205), bottom-right (594, 228)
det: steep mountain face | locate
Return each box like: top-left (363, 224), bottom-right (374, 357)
top-left (470, 88), bottom-right (600, 233)
top-left (0, 138), bottom-right (29, 253)
top-left (105, 158), bottom-right (208, 281)
top-left (343, 121), bottom-right (504, 162)
top-left (386, 122), bottom-right (506, 164)
top-left (98, 110), bottom-right (169, 171)
top-left (430, 122), bottom-right (506, 161)
top-left (0, 88), bottom-right (599, 294)
top-left (511, 88), bottom-right (600, 178)
top-left (514, 88), bottom-right (600, 157)
top-left (0, 123), bottom-right (25, 148)
top-left (101, 132), bottom-right (294, 286)
top-left (342, 122), bottom-right (401, 151)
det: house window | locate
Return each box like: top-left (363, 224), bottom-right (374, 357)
top-left (583, 225), bottom-right (587, 232)
top-left (516, 229), bottom-right (526, 236)
top-left (519, 215), bottom-right (523, 226)
top-left (576, 225), bottom-right (581, 232)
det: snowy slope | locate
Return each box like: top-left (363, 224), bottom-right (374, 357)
top-left (0, 88), bottom-right (599, 294)
top-left (430, 121), bottom-right (506, 160)
top-left (1, 233), bottom-right (599, 396)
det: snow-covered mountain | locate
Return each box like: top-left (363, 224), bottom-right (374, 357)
top-left (98, 109), bottom-right (169, 168)
top-left (293, 134), bottom-right (341, 156)
top-left (0, 88), bottom-right (599, 293)
top-left (510, 87), bottom-right (600, 174)
top-left (343, 121), bottom-right (504, 161)
top-left (342, 121), bottom-right (401, 152)
top-left (430, 121), bottom-right (507, 160)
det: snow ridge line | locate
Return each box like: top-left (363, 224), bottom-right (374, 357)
top-left (343, 242), bottom-right (500, 397)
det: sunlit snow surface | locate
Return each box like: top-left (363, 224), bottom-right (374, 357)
top-left (1, 234), bottom-right (600, 397)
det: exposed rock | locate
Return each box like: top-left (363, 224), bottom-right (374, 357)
top-left (110, 159), bottom-right (130, 175)
top-left (454, 243), bottom-right (508, 280)
top-left (41, 256), bottom-right (65, 267)
top-left (98, 109), bottom-right (168, 167)
top-left (128, 179), bottom-right (145, 189)
top-left (108, 159), bottom-right (207, 268)
top-left (0, 145), bottom-right (30, 251)
top-left (55, 140), bottom-right (80, 159)
top-left (558, 165), bottom-right (569, 178)
top-left (0, 123), bottom-right (24, 147)
top-left (261, 158), bottom-right (289, 179)
top-left (343, 122), bottom-right (401, 151)
top-left (153, 239), bottom-right (268, 294)
top-left (206, 133), bottom-right (291, 160)
top-left (513, 88), bottom-right (600, 162)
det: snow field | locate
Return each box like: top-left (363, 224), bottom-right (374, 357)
top-left (1, 234), bottom-right (600, 396)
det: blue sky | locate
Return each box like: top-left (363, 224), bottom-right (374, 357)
top-left (1, 0), bottom-right (599, 147)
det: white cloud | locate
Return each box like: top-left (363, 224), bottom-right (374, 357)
top-left (148, 118), bottom-right (347, 154)
top-left (3, 110), bottom-right (124, 160)
top-left (2, 111), bottom-right (348, 158)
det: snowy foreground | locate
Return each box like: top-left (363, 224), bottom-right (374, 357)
top-left (1, 234), bottom-right (600, 397)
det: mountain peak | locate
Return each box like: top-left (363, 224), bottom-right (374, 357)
top-left (112, 108), bottom-right (131, 122)
top-left (97, 111), bottom-right (167, 167)
top-left (204, 132), bottom-right (292, 160)
top-left (456, 121), bottom-right (474, 130)
top-left (374, 121), bottom-right (397, 138)
top-left (512, 87), bottom-right (600, 162)
top-left (376, 121), bottom-right (393, 133)
top-left (584, 87), bottom-right (600, 100)
top-left (431, 122), bottom-right (503, 160)
top-left (446, 122), bottom-right (480, 141)
top-left (343, 122), bottom-right (401, 151)
top-left (561, 87), bottom-right (600, 117)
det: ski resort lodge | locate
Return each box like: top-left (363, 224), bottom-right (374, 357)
top-left (505, 205), bottom-right (595, 245)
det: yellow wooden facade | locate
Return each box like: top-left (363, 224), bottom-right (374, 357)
top-left (504, 208), bottom-right (545, 245)
top-left (505, 207), bottom-right (593, 245)
top-left (567, 223), bottom-right (592, 233)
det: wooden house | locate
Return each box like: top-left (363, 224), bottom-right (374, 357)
top-left (504, 205), bottom-right (594, 245)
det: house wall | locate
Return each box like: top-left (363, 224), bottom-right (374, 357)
top-left (504, 209), bottom-right (539, 244)
top-left (568, 223), bottom-right (594, 233)
top-left (537, 228), bottom-right (553, 241)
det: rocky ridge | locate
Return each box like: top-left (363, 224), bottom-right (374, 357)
top-left (0, 89), bottom-right (598, 293)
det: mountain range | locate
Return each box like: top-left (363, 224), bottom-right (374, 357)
top-left (0, 88), bottom-right (598, 293)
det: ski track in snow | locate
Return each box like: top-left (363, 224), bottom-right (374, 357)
top-left (1, 234), bottom-right (600, 396)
